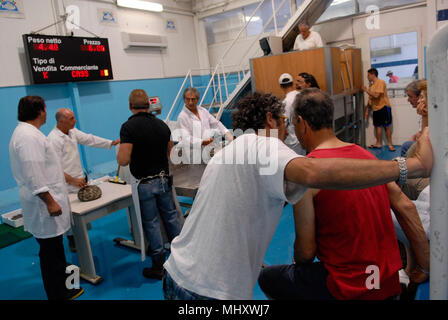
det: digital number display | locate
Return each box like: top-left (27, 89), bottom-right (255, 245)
top-left (22, 34), bottom-right (113, 84)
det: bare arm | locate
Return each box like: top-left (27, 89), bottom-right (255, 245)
top-left (293, 189), bottom-right (318, 264)
top-left (285, 128), bottom-right (432, 189)
top-left (37, 192), bottom-right (62, 216)
top-left (64, 172), bottom-right (87, 188)
top-left (167, 141), bottom-right (174, 159)
top-left (387, 182), bottom-right (429, 283)
top-left (117, 143), bottom-right (133, 166)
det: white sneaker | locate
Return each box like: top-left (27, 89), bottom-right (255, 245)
top-left (399, 269), bottom-right (410, 287)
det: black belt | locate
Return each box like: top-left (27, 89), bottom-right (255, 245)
top-left (139, 171), bottom-right (168, 184)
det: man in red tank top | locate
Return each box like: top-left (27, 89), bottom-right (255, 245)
top-left (258, 89), bottom-right (429, 300)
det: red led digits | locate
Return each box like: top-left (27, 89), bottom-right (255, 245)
top-left (33, 43), bottom-right (59, 51)
top-left (80, 45), bottom-right (105, 52)
top-left (71, 70), bottom-right (90, 78)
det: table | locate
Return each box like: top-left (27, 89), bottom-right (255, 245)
top-left (69, 181), bottom-right (138, 284)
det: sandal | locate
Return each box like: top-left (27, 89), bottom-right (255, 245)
top-left (388, 145), bottom-right (396, 152)
top-left (369, 145), bottom-right (381, 149)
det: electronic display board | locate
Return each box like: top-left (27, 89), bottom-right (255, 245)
top-left (22, 34), bottom-right (113, 84)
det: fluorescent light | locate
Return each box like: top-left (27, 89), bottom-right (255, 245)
top-left (117, 0), bottom-right (163, 12)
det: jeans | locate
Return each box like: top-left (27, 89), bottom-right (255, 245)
top-left (138, 177), bottom-right (181, 263)
top-left (400, 141), bottom-right (416, 157)
top-left (258, 262), bottom-right (335, 300)
top-left (163, 271), bottom-right (217, 300)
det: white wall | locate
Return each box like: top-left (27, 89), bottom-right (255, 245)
top-left (0, 0), bottom-right (200, 87)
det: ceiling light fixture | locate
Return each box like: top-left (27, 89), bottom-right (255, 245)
top-left (117, 0), bottom-right (163, 13)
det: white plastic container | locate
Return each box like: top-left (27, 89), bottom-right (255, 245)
top-left (1, 209), bottom-right (24, 228)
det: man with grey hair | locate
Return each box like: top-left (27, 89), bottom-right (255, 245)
top-left (293, 21), bottom-right (324, 51)
top-left (176, 87), bottom-right (233, 163)
top-left (400, 80), bottom-right (424, 157)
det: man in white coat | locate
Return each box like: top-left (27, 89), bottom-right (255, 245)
top-left (176, 87), bottom-right (233, 163)
top-left (47, 108), bottom-right (119, 251)
top-left (9, 96), bottom-right (84, 300)
top-left (48, 108), bottom-right (119, 193)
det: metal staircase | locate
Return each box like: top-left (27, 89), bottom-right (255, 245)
top-left (165, 0), bottom-right (334, 126)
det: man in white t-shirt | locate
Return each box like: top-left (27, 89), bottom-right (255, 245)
top-left (293, 22), bottom-right (324, 51)
top-left (278, 73), bottom-right (305, 155)
top-left (163, 91), bottom-right (433, 300)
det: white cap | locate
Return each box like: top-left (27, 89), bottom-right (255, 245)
top-left (278, 73), bottom-right (293, 85)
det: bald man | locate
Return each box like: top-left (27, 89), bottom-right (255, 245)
top-left (48, 108), bottom-right (119, 193)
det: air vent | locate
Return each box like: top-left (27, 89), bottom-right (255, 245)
top-left (121, 32), bottom-right (167, 49)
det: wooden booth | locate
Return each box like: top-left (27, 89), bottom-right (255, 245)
top-left (250, 47), bottom-right (365, 146)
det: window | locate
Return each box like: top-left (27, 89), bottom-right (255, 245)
top-left (317, 0), bottom-right (356, 23)
top-left (370, 31), bottom-right (419, 84)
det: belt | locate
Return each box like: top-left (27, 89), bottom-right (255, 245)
top-left (139, 171), bottom-right (168, 184)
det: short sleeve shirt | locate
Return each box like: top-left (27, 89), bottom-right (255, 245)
top-left (120, 112), bottom-right (171, 178)
top-left (369, 79), bottom-right (391, 111)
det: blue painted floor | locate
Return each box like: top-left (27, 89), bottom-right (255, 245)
top-left (0, 144), bottom-right (404, 300)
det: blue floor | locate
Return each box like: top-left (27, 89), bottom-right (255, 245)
top-left (0, 144), bottom-right (405, 300)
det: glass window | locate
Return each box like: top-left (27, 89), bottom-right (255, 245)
top-left (273, 0), bottom-right (292, 32)
top-left (370, 31), bottom-right (419, 85)
top-left (358, 0), bottom-right (424, 12)
top-left (203, 8), bottom-right (245, 44)
top-left (243, 1), bottom-right (275, 37)
top-left (317, 0), bottom-right (356, 23)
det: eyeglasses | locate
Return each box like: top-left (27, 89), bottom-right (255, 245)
top-left (277, 114), bottom-right (289, 126)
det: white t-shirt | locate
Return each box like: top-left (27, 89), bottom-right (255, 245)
top-left (9, 122), bottom-right (71, 239)
top-left (48, 127), bottom-right (112, 193)
top-left (283, 90), bottom-right (306, 156)
top-left (293, 31), bottom-right (324, 51)
top-left (164, 133), bottom-right (307, 300)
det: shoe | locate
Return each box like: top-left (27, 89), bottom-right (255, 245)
top-left (143, 252), bottom-right (166, 280)
top-left (368, 144), bottom-right (381, 149)
top-left (66, 287), bottom-right (84, 300)
top-left (142, 267), bottom-right (164, 280)
top-left (388, 145), bottom-right (396, 152)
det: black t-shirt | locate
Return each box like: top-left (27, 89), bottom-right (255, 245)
top-left (120, 112), bottom-right (171, 179)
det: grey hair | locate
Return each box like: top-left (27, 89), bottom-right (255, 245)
top-left (183, 87), bottom-right (200, 100)
top-left (405, 80), bottom-right (423, 96)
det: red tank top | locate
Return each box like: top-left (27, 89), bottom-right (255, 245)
top-left (308, 144), bottom-right (402, 300)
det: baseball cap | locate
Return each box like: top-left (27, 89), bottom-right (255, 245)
top-left (386, 70), bottom-right (393, 76)
top-left (278, 73), bottom-right (293, 85)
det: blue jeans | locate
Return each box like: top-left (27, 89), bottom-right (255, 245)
top-left (138, 177), bottom-right (181, 262)
top-left (163, 271), bottom-right (217, 300)
top-left (401, 141), bottom-right (416, 157)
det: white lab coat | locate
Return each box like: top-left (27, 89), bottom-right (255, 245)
top-left (176, 106), bottom-right (229, 150)
top-left (48, 127), bottom-right (112, 193)
top-left (9, 122), bottom-right (71, 239)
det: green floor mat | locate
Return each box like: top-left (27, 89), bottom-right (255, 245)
top-left (0, 223), bottom-right (32, 249)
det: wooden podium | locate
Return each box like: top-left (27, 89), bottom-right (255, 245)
top-left (249, 47), bottom-right (362, 99)
top-left (249, 46), bottom-right (365, 147)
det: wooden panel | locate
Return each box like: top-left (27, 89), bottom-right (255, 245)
top-left (251, 48), bottom-right (327, 99)
top-left (344, 48), bottom-right (363, 90)
top-left (331, 47), bottom-right (344, 95)
top-left (340, 50), bottom-right (351, 91)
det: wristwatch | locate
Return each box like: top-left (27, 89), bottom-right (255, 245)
top-left (393, 157), bottom-right (408, 185)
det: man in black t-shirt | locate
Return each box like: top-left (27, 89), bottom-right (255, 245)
top-left (117, 89), bottom-right (182, 280)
